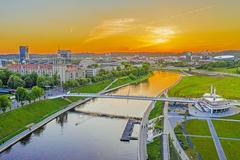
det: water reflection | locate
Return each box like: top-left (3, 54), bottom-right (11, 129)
top-left (75, 71), bottom-right (181, 117)
top-left (0, 71), bottom-right (181, 160)
top-left (56, 113), bottom-right (68, 128)
top-left (19, 133), bottom-right (32, 146)
top-left (33, 126), bottom-right (46, 137)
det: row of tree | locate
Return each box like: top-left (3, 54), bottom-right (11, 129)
top-left (0, 86), bottom-right (44, 113)
top-left (63, 62), bottom-right (151, 90)
top-left (197, 60), bottom-right (240, 70)
top-left (16, 86), bottom-right (45, 106)
top-left (0, 69), bottom-right (60, 89)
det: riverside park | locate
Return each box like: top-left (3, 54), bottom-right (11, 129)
top-left (0, 68), bottom-right (240, 160)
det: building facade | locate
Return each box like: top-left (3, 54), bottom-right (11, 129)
top-left (19, 46), bottom-right (29, 64)
top-left (57, 50), bottom-right (72, 63)
top-left (8, 64), bottom-right (85, 84)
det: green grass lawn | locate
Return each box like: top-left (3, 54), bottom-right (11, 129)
top-left (68, 79), bottom-right (113, 102)
top-left (184, 120), bottom-right (211, 136)
top-left (213, 67), bottom-right (238, 74)
top-left (168, 75), bottom-right (240, 99)
top-left (0, 98), bottom-right (70, 143)
top-left (148, 101), bottom-right (163, 120)
top-left (72, 79), bottom-right (113, 93)
top-left (147, 137), bottom-right (162, 160)
top-left (212, 120), bottom-right (240, 138)
top-left (224, 112), bottom-right (240, 120)
top-left (174, 122), bottom-right (215, 160)
top-left (191, 137), bottom-right (218, 160)
top-left (108, 76), bottom-right (132, 89)
top-left (169, 139), bottom-right (181, 160)
top-left (221, 140), bottom-right (240, 160)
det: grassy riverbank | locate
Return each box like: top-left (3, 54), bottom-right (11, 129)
top-left (0, 79), bottom-right (114, 144)
top-left (148, 101), bottom-right (163, 120)
top-left (0, 98), bottom-right (70, 144)
top-left (108, 73), bottom-right (151, 90)
top-left (168, 75), bottom-right (240, 99)
top-left (147, 101), bottom-right (163, 159)
top-left (68, 79), bottom-right (113, 102)
top-left (147, 137), bottom-right (162, 160)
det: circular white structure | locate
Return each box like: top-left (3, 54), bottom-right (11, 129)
top-left (213, 55), bottom-right (235, 60)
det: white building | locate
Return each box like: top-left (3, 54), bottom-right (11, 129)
top-left (85, 68), bottom-right (97, 77)
top-left (8, 64), bottom-right (85, 85)
top-left (195, 85), bottom-right (231, 114)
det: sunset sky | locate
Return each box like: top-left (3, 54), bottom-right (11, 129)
top-left (0, 0), bottom-right (240, 54)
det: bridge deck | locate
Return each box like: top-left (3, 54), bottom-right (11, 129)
top-left (49, 93), bottom-right (195, 103)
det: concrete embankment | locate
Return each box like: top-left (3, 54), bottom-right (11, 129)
top-left (0, 97), bottom-right (92, 153)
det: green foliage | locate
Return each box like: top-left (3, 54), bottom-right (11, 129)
top-left (7, 75), bottom-right (25, 89)
top-left (149, 101), bottom-right (163, 120)
top-left (0, 79), bottom-right (3, 87)
top-left (16, 87), bottom-right (28, 105)
top-left (31, 86), bottom-right (44, 101)
top-left (0, 98), bottom-right (70, 143)
top-left (0, 95), bottom-right (11, 113)
top-left (129, 73), bottom-right (137, 80)
top-left (174, 124), bottom-right (189, 150)
top-left (68, 80), bottom-right (112, 102)
top-left (0, 69), bottom-right (13, 85)
top-left (52, 73), bottom-right (60, 86)
top-left (23, 75), bottom-right (34, 88)
top-left (37, 75), bottom-right (54, 88)
top-left (77, 78), bottom-right (91, 85)
top-left (147, 137), bottom-right (162, 160)
top-left (169, 75), bottom-right (240, 99)
top-left (236, 67), bottom-right (240, 74)
top-left (63, 80), bottom-right (79, 90)
top-left (25, 90), bottom-right (35, 103)
top-left (198, 60), bottom-right (238, 70)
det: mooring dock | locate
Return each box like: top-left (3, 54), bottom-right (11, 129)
top-left (120, 119), bottom-right (140, 141)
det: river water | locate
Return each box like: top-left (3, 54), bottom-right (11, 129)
top-left (0, 71), bottom-right (181, 160)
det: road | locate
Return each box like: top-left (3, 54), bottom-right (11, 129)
top-left (138, 101), bottom-right (155, 160)
top-left (163, 101), bottom-right (170, 160)
top-left (207, 119), bottom-right (227, 160)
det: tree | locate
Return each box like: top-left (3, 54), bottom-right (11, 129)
top-left (25, 90), bottom-right (35, 103)
top-left (0, 79), bottom-right (3, 87)
top-left (0, 95), bottom-right (11, 113)
top-left (237, 67), bottom-right (240, 74)
top-left (78, 78), bottom-right (90, 85)
top-left (16, 87), bottom-right (28, 106)
top-left (52, 73), bottom-right (60, 86)
top-left (37, 76), bottom-right (49, 88)
top-left (142, 62), bottom-right (150, 74)
top-left (63, 80), bottom-right (79, 90)
top-left (129, 73), bottom-right (137, 80)
top-left (30, 72), bottom-right (38, 86)
top-left (32, 86), bottom-right (44, 101)
top-left (24, 75), bottom-right (34, 88)
top-left (7, 75), bottom-right (25, 89)
top-left (0, 69), bottom-right (12, 85)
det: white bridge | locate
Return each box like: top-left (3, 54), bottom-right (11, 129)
top-left (49, 93), bottom-right (196, 103)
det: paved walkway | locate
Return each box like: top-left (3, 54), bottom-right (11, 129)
top-left (207, 119), bottom-right (227, 160)
top-left (0, 81), bottom-right (116, 153)
top-left (163, 102), bottom-right (170, 160)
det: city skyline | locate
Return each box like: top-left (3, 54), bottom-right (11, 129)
top-left (1, 0), bottom-right (240, 54)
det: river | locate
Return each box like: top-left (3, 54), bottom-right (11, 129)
top-left (0, 71), bottom-right (181, 160)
